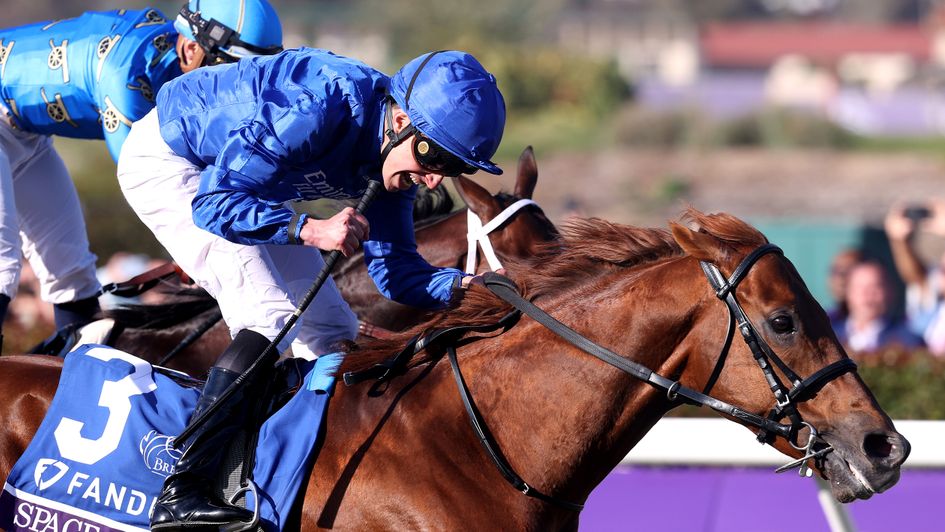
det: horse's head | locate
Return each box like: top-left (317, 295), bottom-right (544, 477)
top-left (671, 211), bottom-right (909, 502)
top-left (453, 146), bottom-right (559, 274)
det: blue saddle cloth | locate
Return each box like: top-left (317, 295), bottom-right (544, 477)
top-left (0, 345), bottom-right (342, 532)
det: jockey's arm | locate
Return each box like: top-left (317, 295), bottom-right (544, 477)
top-left (192, 164), bottom-right (296, 245)
top-left (100, 28), bottom-right (181, 163)
top-left (101, 84), bottom-right (157, 163)
top-left (191, 99), bottom-right (336, 246)
top-left (362, 186), bottom-right (463, 309)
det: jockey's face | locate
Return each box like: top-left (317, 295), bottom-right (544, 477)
top-left (381, 108), bottom-right (446, 193)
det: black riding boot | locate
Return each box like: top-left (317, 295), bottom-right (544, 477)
top-left (150, 330), bottom-right (271, 531)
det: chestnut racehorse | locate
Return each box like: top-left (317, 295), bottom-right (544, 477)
top-left (0, 210), bottom-right (909, 530)
top-left (91, 147), bottom-right (558, 376)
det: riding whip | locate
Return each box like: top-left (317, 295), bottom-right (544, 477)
top-left (176, 179), bottom-right (382, 444)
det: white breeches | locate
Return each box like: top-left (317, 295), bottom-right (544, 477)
top-left (117, 109), bottom-right (358, 359)
top-left (0, 115), bottom-right (100, 303)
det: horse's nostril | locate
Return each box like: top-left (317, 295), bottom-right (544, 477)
top-left (863, 433), bottom-right (893, 459)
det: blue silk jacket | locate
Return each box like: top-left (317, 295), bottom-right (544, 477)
top-left (156, 48), bottom-right (462, 309)
top-left (0, 8), bottom-right (181, 161)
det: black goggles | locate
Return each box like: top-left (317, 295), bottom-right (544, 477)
top-left (412, 131), bottom-right (477, 177)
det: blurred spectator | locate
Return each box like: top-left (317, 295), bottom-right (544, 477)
top-left (832, 260), bottom-right (923, 353)
top-left (2, 260), bottom-right (55, 353)
top-left (6, 260), bottom-right (53, 330)
top-left (825, 248), bottom-right (863, 323)
top-left (885, 201), bottom-right (945, 355)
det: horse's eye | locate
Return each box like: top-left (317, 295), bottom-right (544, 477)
top-left (770, 315), bottom-right (795, 335)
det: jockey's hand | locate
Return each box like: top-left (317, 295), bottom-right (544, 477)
top-left (460, 268), bottom-right (507, 289)
top-left (299, 207), bottom-right (370, 256)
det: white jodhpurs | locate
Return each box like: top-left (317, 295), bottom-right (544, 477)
top-left (116, 109), bottom-right (358, 359)
top-left (0, 110), bottom-right (100, 303)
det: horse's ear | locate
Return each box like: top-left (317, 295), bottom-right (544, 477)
top-left (514, 146), bottom-right (538, 199)
top-left (670, 222), bottom-right (723, 264)
top-left (453, 175), bottom-right (500, 219)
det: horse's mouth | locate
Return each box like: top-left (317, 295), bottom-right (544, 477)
top-left (819, 437), bottom-right (904, 503)
top-left (822, 456), bottom-right (877, 502)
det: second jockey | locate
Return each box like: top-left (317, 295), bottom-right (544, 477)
top-left (0, 0), bottom-right (283, 350)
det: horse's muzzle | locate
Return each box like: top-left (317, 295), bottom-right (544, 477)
top-left (821, 428), bottom-right (910, 502)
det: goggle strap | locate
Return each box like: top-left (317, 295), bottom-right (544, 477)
top-left (403, 50), bottom-right (446, 109)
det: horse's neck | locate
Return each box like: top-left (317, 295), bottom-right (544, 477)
top-left (414, 209), bottom-right (469, 268)
top-left (307, 255), bottom-right (715, 529)
top-left (459, 261), bottom-right (701, 499)
top-left (322, 257), bottom-right (705, 521)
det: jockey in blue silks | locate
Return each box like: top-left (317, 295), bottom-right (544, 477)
top-left (117, 48), bottom-right (506, 529)
top-left (0, 0), bottom-right (282, 350)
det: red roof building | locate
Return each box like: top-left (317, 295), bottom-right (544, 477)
top-left (701, 22), bottom-right (933, 68)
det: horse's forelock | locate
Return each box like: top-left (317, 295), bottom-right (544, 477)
top-left (682, 208), bottom-right (768, 250)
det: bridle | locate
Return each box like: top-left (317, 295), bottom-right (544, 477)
top-left (344, 242), bottom-right (857, 511)
top-left (464, 199), bottom-right (537, 274)
top-left (697, 244), bottom-right (856, 468)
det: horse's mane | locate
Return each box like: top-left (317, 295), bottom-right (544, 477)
top-left (344, 208), bottom-right (767, 372)
top-left (104, 288), bottom-right (219, 330)
top-left (412, 185), bottom-right (454, 224)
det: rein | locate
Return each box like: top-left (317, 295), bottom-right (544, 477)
top-left (99, 261), bottom-right (189, 298)
top-left (345, 243), bottom-right (856, 512)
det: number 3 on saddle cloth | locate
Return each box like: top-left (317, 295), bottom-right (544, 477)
top-left (0, 346), bottom-right (342, 532)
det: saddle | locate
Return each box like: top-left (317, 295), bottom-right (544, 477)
top-left (29, 319), bottom-right (120, 358)
top-left (0, 347), bottom-right (335, 532)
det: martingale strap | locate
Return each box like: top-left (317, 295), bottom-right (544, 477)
top-left (445, 344), bottom-right (585, 512)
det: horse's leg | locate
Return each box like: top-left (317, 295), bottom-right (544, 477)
top-left (0, 355), bottom-right (61, 481)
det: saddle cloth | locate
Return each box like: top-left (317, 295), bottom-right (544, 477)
top-left (0, 345), bottom-right (342, 532)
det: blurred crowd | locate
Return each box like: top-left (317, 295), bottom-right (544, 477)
top-left (3, 252), bottom-right (168, 353)
top-left (828, 201), bottom-right (945, 357)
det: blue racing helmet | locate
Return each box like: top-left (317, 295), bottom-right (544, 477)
top-left (175, 0), bottom-right (283, 64)
top-left (389, 51), bottom-right (506, 175)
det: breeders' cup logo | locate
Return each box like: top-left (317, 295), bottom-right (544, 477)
top-left (33, 458), bottom-right (69, 491)
top-left (139, 430), bottom-right (181, 477)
